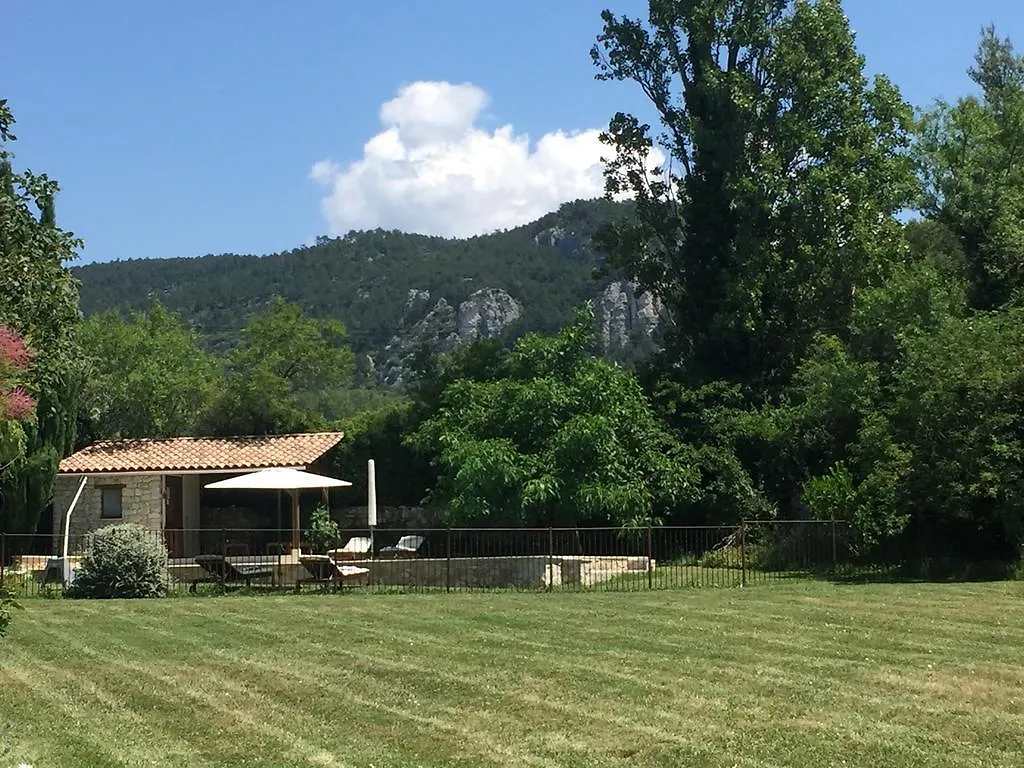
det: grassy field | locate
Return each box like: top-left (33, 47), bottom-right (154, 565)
top-left (2, 582), bottom-right (1023, 767)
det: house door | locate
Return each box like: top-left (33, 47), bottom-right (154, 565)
top-left (165, 476), bottom-right (184, 558)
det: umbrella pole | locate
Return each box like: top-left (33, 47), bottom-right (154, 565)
top-left (291, 490), bottom-right (300, 555)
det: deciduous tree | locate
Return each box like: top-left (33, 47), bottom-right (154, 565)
top-left (0, 100), bottom-right (82, 534)
top-left (890, 308), bottom-right (1024, 563)
top-left (915, 26), bottom-right (1024, 310)
top-left (78, 302), bottom-right (221, 440)
top-left (205, 297), bottom-right (354, 435)
top-left (408, 305), bottom-right (699, 527)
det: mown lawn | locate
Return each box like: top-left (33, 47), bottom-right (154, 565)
top-left (2, 582), bottom-right (1023, 767)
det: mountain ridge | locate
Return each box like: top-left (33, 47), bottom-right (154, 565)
top-left (73, 198), bottom-right (661, 382)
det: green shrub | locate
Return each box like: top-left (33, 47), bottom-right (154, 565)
top-left (0, 586), bottom-right (21, 636)
top-left (68, 523), bottom-right (170, 599)
top-left (699, 526), bottom-right (839, 572)
top-left (1012, 559), bottom-right (1024, 581)
top-left (304, 503), bottom-right (340, 554)
top-left (0, 571), bottom-right (29, 596)
top-left (699, 545), bottom-right (741, 569)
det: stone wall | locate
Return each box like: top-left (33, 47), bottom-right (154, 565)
top-left (53, 474), bottom-right (163, 550)
top-left (334, 505), bottom-right (441, 530)
top-left (361, 555), bottom-right (652, 589)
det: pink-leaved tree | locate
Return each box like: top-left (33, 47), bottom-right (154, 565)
top-left (0, 324), bottom-right (35, 465)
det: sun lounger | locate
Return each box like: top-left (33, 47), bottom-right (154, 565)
top-left (378, 534), bottom-right (426, 558)
top-left (190, 554), bottom-right (274, 592)
top-left (327, 536), bottom-right (373, 561)
top-left (41, 557), bottom-right (66, 586)
top-left (297, 554), bottom-right (370, 591)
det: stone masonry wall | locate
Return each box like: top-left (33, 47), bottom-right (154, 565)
top-left (361, 555), bottom-right (653, 589)
top-left (334, 505), bottom-right (442, 530)
top-left (53, 474), bottom-right (163, 551)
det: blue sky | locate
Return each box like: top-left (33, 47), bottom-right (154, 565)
top-left (4, 0), bottom-right (1023, 265)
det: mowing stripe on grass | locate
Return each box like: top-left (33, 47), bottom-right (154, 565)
top-left (3, 581), bottom-right (1024, 767)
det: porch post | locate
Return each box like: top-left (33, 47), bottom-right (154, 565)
top-left (291, 489), bottom-right (301, 555)
top-left (160, 473), bottom-right (167, 551)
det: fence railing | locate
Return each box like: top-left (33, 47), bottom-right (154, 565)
top-left (0, 521), bottom-right (856, 598)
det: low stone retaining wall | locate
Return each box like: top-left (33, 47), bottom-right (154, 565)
top-left (363, 555), bottom-right (653, 589)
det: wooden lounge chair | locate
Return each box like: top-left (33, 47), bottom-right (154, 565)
top-left (190, 553), bottom-right (274, 592)
top-left (297, 554), bottom-right (370, 591)
top-left (327, 536), bottom-right (373, 561)
top-left (378, 535), bottom-right (426, 559)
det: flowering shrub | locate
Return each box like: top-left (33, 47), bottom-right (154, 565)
top-left (0, 325), bottom-right (31, 368)
top-left (0, 325), bottom-right (34, 422)
top-left (0, 324), bottom-right (35, 471)
top-left (0, 325), bottom-right (34, 637)
top-left (4, 386), bottom-right (33, 420)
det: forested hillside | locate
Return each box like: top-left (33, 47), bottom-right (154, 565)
top-left (74, 198), bottom-right (647, 379)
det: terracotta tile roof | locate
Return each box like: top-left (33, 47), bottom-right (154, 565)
top-left (58, 432), bottom-right (345, 474)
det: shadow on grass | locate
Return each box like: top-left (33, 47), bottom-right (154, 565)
top-left (11, 560), bottom-right (1020, 601)
top-left (826, 563), bottom-right (1020, 585)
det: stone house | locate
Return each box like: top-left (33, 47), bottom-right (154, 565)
top-left (53, 432), bottom-right (346, 559)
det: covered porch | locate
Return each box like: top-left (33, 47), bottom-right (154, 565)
top-left (165, 475), bottom-right (340, 559)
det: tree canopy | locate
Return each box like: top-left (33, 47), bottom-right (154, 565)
top-left (408, 305), bottom-right (698, 528)
top-left (916, 25), bottom-right (1024, 310)
top-left (78, 302), bottom-right (221, 441)
top-left (205, 297), bottom-right (355, 436)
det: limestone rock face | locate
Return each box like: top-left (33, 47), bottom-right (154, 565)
top-left (379, 288), bottom-right (521, 385)
top-left (596, 280), bottom-right (662, 351)
top-left (457, 288), bottom-right (521, 344)
top-left (403, 288), bottom-right (432, 323)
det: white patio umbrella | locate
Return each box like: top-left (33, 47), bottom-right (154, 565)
top-left (204, 468), bottom-right (352, 554)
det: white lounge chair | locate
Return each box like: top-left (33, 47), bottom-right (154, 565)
top-left (379, 535), bottom-right (426, 558)
top-left (327, 536), bottom-right (373, 561)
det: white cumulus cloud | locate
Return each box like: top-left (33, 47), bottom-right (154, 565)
top-left (310, 81), bottom-right (660, 238)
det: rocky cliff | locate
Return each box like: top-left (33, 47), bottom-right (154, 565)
top-left (373, 281), bottom-right (661, 382)
top-left (377, 288), bottom-right (522, 384)
top-left (595, 280), bottom-right (662, 351)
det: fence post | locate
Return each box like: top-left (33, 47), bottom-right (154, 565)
top-left (831, 518), bottom-right (838, 572)
top-left (0, 532), bottom-right (5, 591)
top-left (445, 526), bottom-right (452, 593)
top-left (740, 523), bottom-right (747, 587)
top-left (547, 527), bottom-right (554, 593)
top-left (220, 527), bottom-right (227, 591)
top-left (646, 521), bottom-right (653, 590)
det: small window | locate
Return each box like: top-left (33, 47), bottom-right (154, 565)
top-left (100, 486), bottom-right (123, 519)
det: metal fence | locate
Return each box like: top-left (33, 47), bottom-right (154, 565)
top-left (0, 520), bottom-right (855, 598)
